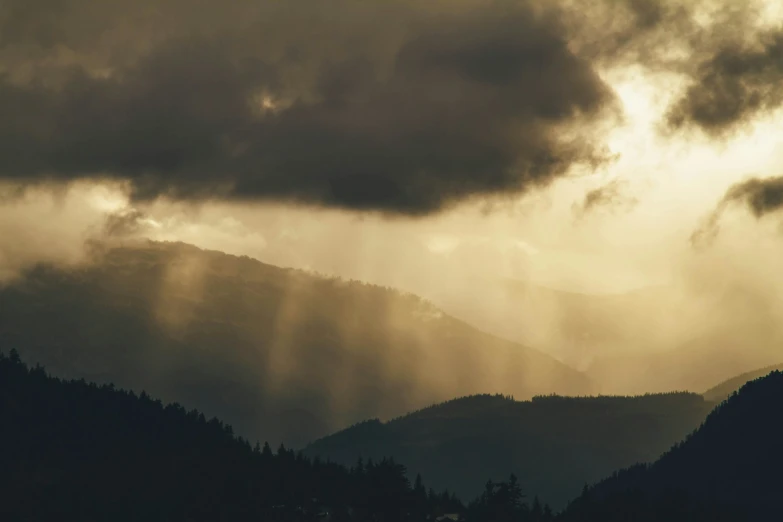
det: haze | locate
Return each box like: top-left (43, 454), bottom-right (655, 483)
top-left (2, 0), bottom-right (783, 398)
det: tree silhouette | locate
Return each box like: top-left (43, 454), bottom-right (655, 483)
top-left (7, 348), bottom-right (776, 522)
top-left (0, 350), bottom-right (478, 521)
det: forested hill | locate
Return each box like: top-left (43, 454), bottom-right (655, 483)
top-left (305, 391), bottom-right (714, 508)
top-left (0, 349), bottom-right (467, 521)
top-left (4, 350), bottom-right (777, 521)
top-left (562, 370), bottom-right (783, 521)
top-left (0, 240), bottom-right (592, 447)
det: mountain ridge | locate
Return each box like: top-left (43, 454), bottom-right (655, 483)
top-left (305, 390), bottom-right (714, 508)
top-left (0, 239), bottom-right (592, 447)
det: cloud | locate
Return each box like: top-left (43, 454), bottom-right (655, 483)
top-left (667, 31), bottom-right (783, 136)
top-left (574, 179), bottom-right (638, 216)
top-left (103, 208), bottom-right (149, 237)
top-left (691, 176), bottom-right (783, 247)
top-left (568, 0), bottom-right (697, 69)
top-left (723, 176), bottom-right (783, 217)
top-left (569, 0), bottom-right (783, 137)
top-left (0, 0), bottom-right (618, 215)
top-left (0, 182), bottom-right (118, 282)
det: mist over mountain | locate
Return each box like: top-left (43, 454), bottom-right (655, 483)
top-left (0, 240), bottom-right (592, 447)
top-left (428, 279), bottom-right (679, 367)
top-left (562, 370), bottom-right (783, 521)
top-left (428, 277), bottom-right (783, 394)
top-left (305, 391), bottom-right (714, 508)
top-left (586, 334), bottom-right (783, 396)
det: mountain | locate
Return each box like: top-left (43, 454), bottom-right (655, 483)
top-left (0, 240), bottom-right (592, 447)
top-left (586, 331), bottom-right (783, 396)
top-left (0, 349), bottom-right (465, 522)
top-left (305, 392), bottom-right (714, 508)
top-left (427, 278), bottom-right (681, 370)
top-left (429, 277), bottom-right (783, 394)
top-left (702, 362), bottom-right (783, 402)
top-left (562, 370), bottom-right (783, 521)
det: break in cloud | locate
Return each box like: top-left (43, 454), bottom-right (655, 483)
top-left (1, 0), bottom-right (781, 215)
top-left (571, 0), bottom-right (783, 137)
top-left (691, 176), bottom-right (783, 247)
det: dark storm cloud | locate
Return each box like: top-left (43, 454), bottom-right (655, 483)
top-left (0, 0), bottom-right (617, 215)
top-left (691, 176), bottom-right (783, 247)
top-left (667, 32), bottom-right (783, 136)
top-left (566, 0), bottom-right (696, 69)
top-left (569, 0), bottom-right (783, 137)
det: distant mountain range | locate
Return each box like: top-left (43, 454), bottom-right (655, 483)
top-left (0, 240), bottom-right (591, 447)
top-left (429, 279), bottom-right (679, 366)
top-left (306, 392), bottom-right (715, 508)
top-left (4, 348), bottom-right (783, 521)
top-left (4, 237), bottom-right (780, 520)
top-left (586, 332), bottom-right (783, 396)
top-left (430, 277), bottom-right (783, 395)
top-left (305, 360), bottom-right (783, 507)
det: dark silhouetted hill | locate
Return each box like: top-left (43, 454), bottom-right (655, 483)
top-left (0, 349), bottom-right (466, 522)
top-left (562, 370), bottom-right (783, 521)
top-left (305, 392), bottom-right (714, 508)
top-left (0, 240), bottom-right (592, 447)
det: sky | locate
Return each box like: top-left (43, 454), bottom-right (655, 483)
top-left (2, 0), bottom-right (783, 298)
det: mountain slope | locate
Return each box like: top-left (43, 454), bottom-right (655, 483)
top-left (0, 350), bottom-right (463, 522)
top-left (564, 370), bottom-right (783, 521)
top-left (305, 392), bottom-right (714, 508)
top-left (431, 279), bottom-right (678, 363)
top-left (586, 330), bottom-right (783, 396)
top-left (430, 277), bottom-right (783, 394)
top-left (702, 362), bottom-right (783, 402)
top-left (0, 240), bottom-right (592, 446)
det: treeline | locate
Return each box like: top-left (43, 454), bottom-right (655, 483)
top-left (5, 347), bottom-right (776, 521)
top-left (0, 350), bottom-right (550, 521)
top-left (531, 390), bottom-right (702, 402)
top-left (306, 390), bottom-right (713, 507)
top-left (390, 393), bottom-right (517, 422)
